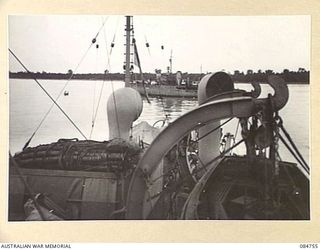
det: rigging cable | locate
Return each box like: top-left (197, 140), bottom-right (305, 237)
top-left (155, 41), bottom-right (170, 120)
top-left (135, 17), bottom-right (151, 56)
top-left (132, 30), bottom-right (151, 104)
top-left (201, 139), bottom-right (244, 173)
top-left (278, 134), bottom-right (309, 175)
top-left (109, 16), bottom-right (120, 57)
top-left (135, 16), bottom-right (169, 118)
top-left (18, 17), bottom-right (109, 149)
top-left (89, 72), bottom-right (107, 139)
top-left (104, 16), bottom-right (121, 138)
top-left (279, 124), bottom-right (309, 170)
top-left (274, 115), bottom-right (309, 174)
top-left (89, 44), bottom-right (99, 139)
top-left (90, 16), bottom-right (118, 138)
top-left (234, 119), bottom-right (240, 140)
top-left (232, 119), bottom-right (241, 155)
top-left (106, 16), bottom-right (121, 138)
top-left (197, 118), bottom-right (233, 142)
top-left (145, 35), bottom-right (151, 56)
top-left (9, 48), bottom-right (88, 141)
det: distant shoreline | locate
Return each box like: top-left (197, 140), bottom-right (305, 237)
top-left (9, 71), bottom-right (310, 84)
top-left (9, 79), bottom-right (309, 86)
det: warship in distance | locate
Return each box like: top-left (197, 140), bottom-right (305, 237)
top-left (9, 16), bottom-right (309, 220)
top-left (123, 16), bottom-right (198, 98)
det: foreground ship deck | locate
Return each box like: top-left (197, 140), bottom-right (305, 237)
top-left (8, 72), bottom-right (310, 221)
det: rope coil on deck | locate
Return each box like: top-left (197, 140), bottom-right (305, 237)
top-left (14, 138), bottom-right (142, 173)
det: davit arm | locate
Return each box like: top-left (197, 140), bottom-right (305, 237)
top-left (125, 75), bottom-right (289, 219)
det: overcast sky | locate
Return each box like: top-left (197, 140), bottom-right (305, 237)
top-left (8, 15), bottom-right (310, 74)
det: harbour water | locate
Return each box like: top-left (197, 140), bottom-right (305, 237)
top-left (9, 79), bottom-right (309, 166)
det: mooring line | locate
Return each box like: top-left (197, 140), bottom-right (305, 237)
top-left (9, 48), bottom-right (88, 140)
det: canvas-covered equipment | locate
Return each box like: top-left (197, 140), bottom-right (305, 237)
top-left (14, 138), bottom-right (142, 172)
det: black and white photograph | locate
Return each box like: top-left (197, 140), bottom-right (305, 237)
top-left (8, 15), bottom-right (310, 221)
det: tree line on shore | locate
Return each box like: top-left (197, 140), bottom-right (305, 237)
top-left (9, 68), bottom-right (309, 83)
top-left (230, 68), bottom-right (309, 83)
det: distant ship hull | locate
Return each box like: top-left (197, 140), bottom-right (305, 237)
top-left (131, 84), bottom-right (197, 98)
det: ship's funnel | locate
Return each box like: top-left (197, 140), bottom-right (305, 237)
top-left (107, 87), bottom-right (143, 140)
top-left (198, 72), bottom-right (234, 173)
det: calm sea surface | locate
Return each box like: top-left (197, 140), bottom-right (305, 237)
top-left (9, 79), bottom-right (309, 166)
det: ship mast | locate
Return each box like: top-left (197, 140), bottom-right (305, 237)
top-left (125, 16), bottom-right (132, 87)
